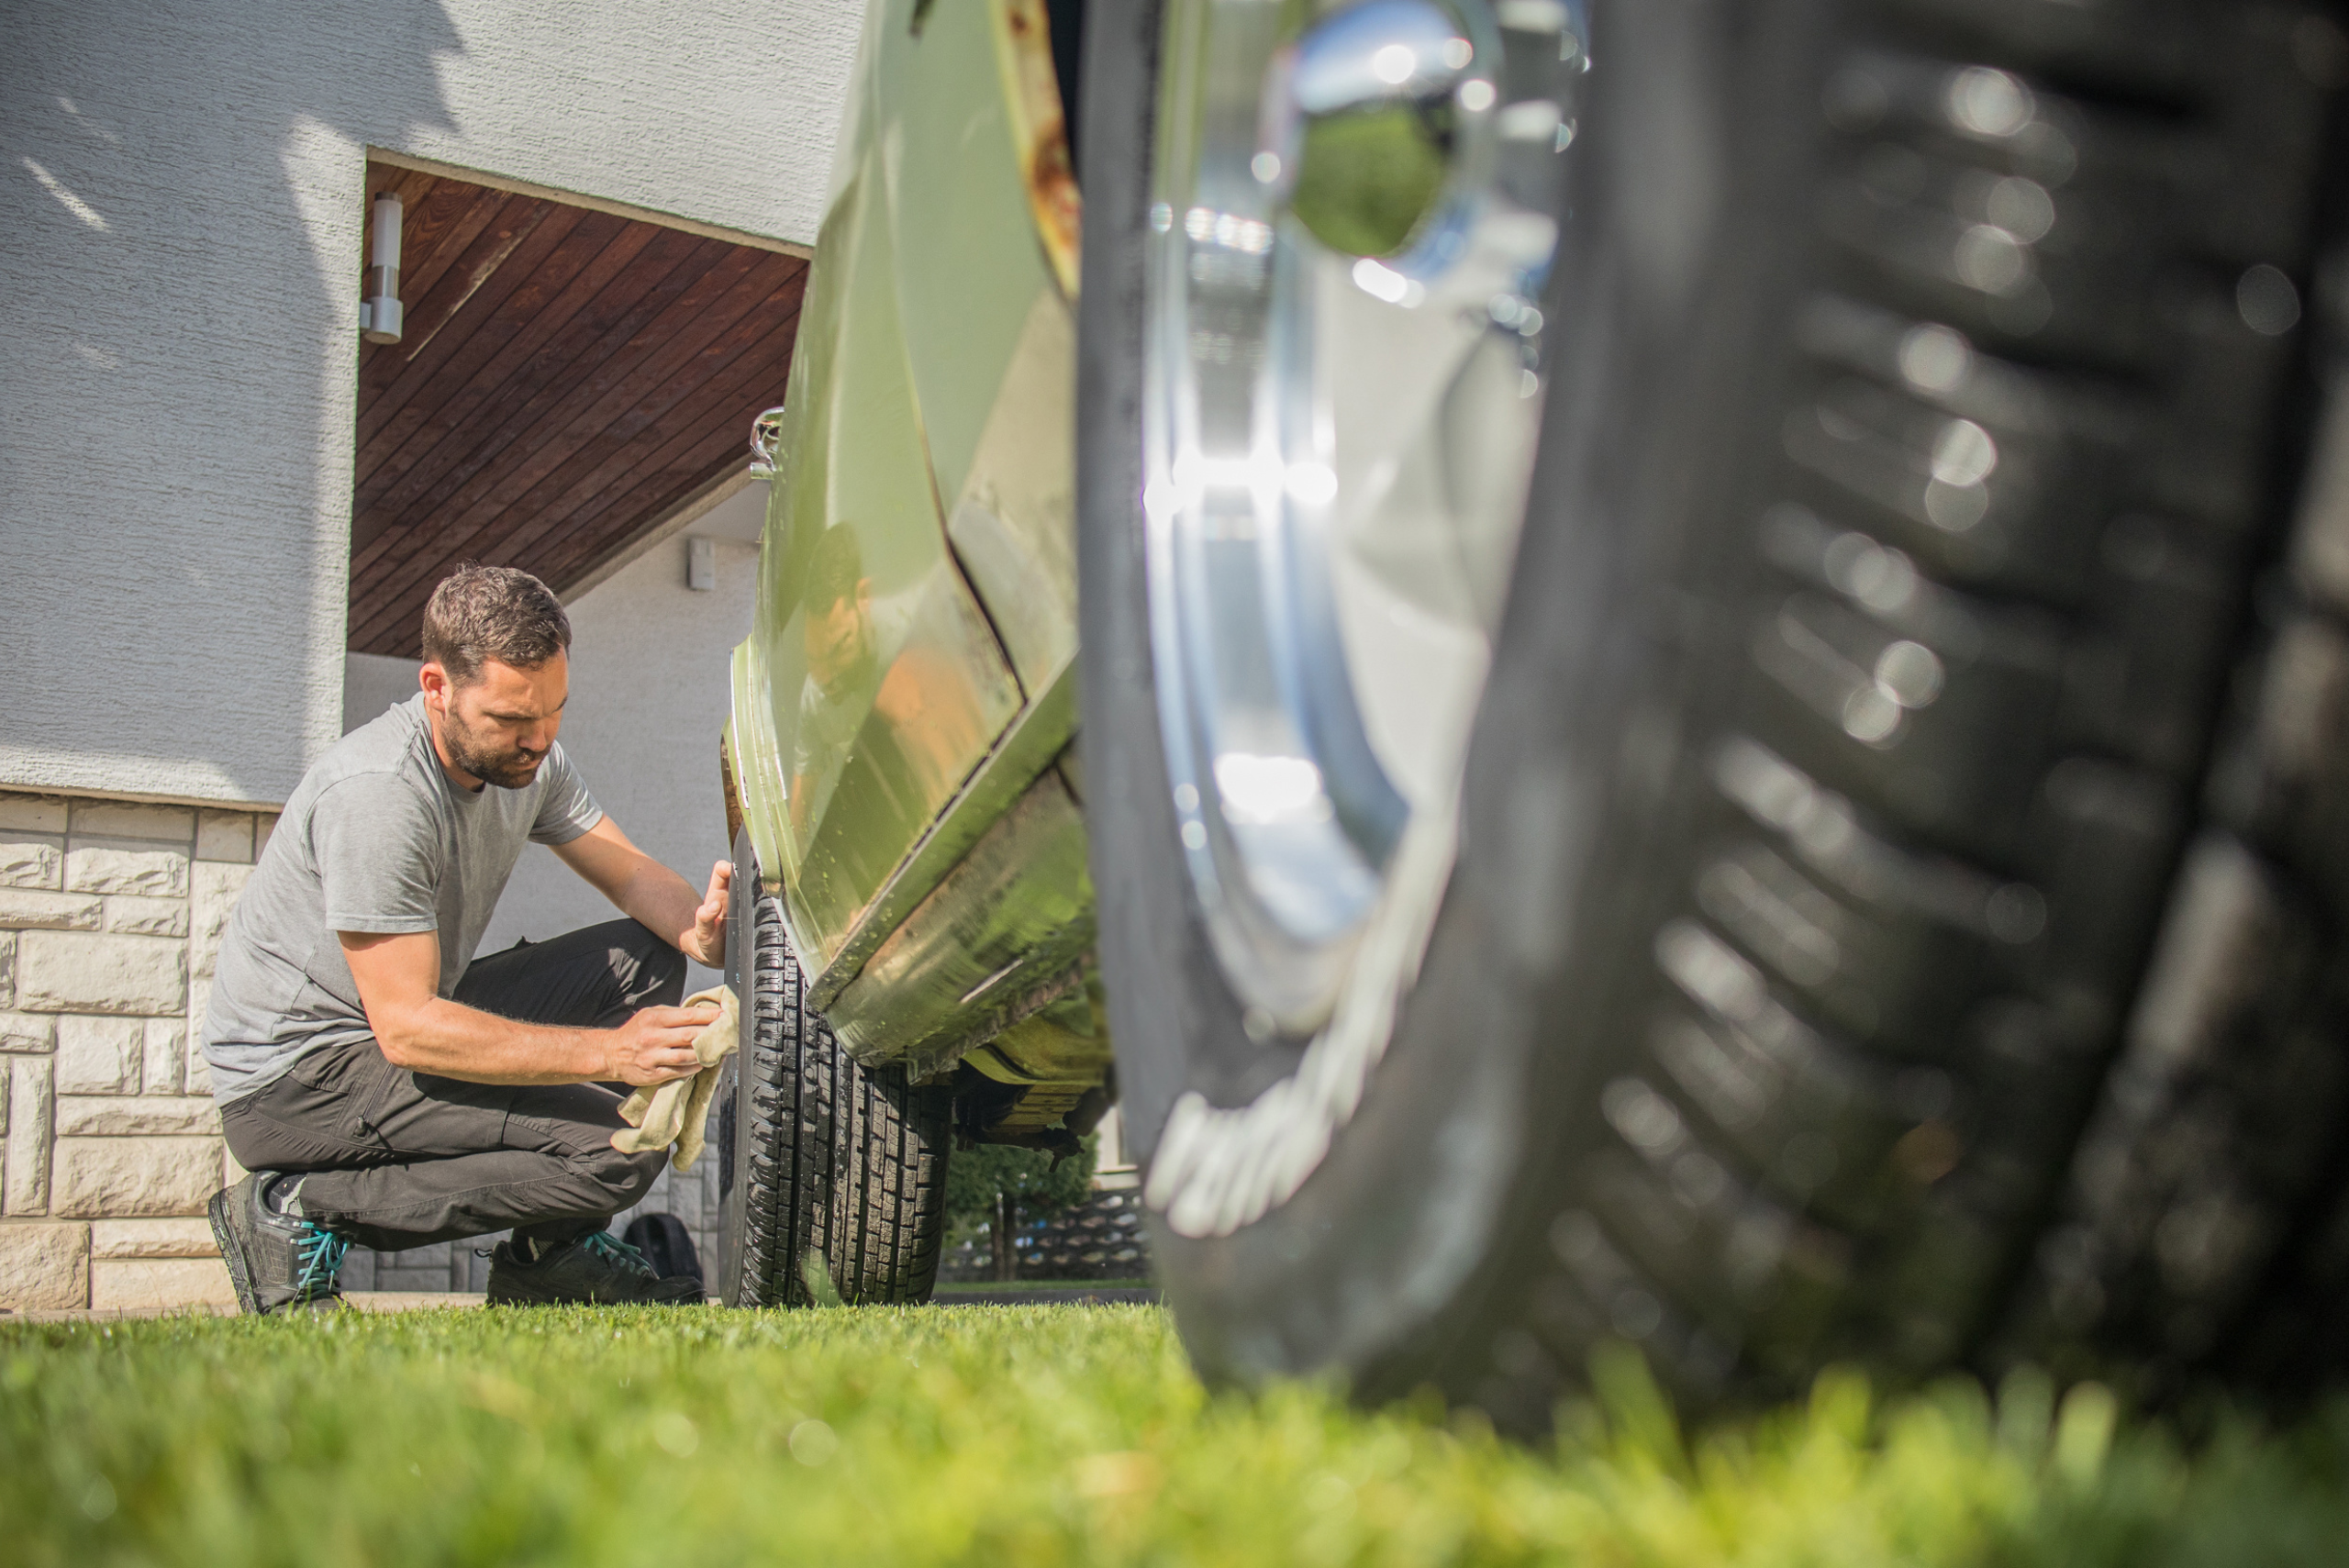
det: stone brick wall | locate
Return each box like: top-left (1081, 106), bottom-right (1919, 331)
top-left (0, 789), bottom-right (273, 1312)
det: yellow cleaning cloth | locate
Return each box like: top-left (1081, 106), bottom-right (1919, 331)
top-left (610, 984), bottom-right (738, 1172)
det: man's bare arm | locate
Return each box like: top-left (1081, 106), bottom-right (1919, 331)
top-left (340, 930), bottom-right (707, 1086)
top-left (552, 816), bottom-right (729, 966)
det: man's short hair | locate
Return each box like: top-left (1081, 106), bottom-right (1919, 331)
top-left (421, 564), bottom-right (572, 684)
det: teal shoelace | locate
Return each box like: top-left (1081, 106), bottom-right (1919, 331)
top-left (581, 1230), bottom-right (654, 1278)
top-left (294, 1225), bottom-right (350, 1299)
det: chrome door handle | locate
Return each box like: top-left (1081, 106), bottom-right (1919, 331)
top-left (748, 405), bottom-right (788, 478)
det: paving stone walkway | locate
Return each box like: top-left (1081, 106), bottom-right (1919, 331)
top-left (2, 1291), bottom-right (486, 1323)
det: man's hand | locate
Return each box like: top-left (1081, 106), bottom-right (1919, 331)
top-left (685, 860), bottom-right (730, 967)
top-left (343, 930), bottom-right (710, 1087)
top-left (601, 1004), bottom-right (720, 1087)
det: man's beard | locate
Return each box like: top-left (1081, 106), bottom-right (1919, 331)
top-left (442, 715), bottom-right (546, 789)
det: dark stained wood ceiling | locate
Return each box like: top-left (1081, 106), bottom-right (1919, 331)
top-left (349, 162), bottom-right (807, 657)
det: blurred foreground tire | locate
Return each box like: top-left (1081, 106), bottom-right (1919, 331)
top-left (1080, 0), bottom-right (2349, 1421)
top-left (717, 828), bottom-right (952, 1307)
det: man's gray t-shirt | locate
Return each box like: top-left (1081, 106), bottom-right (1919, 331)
top-left (201, 694), bottom-right (603, 1103)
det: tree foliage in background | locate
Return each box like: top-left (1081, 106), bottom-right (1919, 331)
top-left (944, 1138), bottom-right (1095, 1236)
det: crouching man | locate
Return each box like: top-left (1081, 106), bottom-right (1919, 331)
top-left (201, 564), bottom-right (728, 1313)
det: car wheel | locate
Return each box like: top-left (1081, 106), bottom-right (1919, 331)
top-left (1078, 0), bottom-right (2345, 1420)
top-left (718, 827), bottom-right (952, 1307)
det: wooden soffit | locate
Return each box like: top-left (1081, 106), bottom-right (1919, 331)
top-left (348, 160), bottom-right (807, 658)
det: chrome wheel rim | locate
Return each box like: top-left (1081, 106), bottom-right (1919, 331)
top-left (1141, 0), bottom-right (1587, 1235)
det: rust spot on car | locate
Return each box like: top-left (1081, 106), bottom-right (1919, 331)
top-left (996, 0), bottom-right (1081, 296)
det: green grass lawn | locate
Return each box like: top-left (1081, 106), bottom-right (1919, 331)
top-left (4, 1305), bottom-right (2345, 1567)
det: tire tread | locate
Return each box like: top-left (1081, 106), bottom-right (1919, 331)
top-left (729, 887), bottom-right (951, 1307)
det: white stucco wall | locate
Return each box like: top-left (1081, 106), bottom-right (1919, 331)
top-left (1, 0), bottom-right (855, 809)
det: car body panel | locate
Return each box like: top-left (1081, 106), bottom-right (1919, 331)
top-left (805, 653), bottom-right (1076, 1015)
top-left (945, 287), bottom-right (1080, 693)
top-left (726, 642), bottom-right (792, 933)
top-left (882, 0), bottom-right (1052, 528)
top-left (752, 154), bottom-right (1024, 966)
top-left (826, 765), bottom-right (1096, 1076)
top-left (728, 0), bottom-right (1101, 1082)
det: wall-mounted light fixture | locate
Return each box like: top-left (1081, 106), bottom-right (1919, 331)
top-left (686, 537), bottom-right (718, 592)
top-left (359, 192), bottom-right (403, 344)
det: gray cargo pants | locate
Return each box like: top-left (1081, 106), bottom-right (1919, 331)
top-left (217, 919), bottom-right (686, 1252)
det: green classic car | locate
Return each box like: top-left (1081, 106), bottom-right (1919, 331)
top-left (720, 0), bottom-right (2349, 1421)
top-left (717, 0), bottom-right (1100, 1306)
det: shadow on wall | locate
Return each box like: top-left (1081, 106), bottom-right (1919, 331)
top-left (0, 3), bottom-right (463, 803)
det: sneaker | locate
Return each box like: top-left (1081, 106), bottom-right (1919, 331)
top-left (484, 1228), bottom-right (705, 1306)
top-left (208, 1173), bottom-right (351, 1316)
